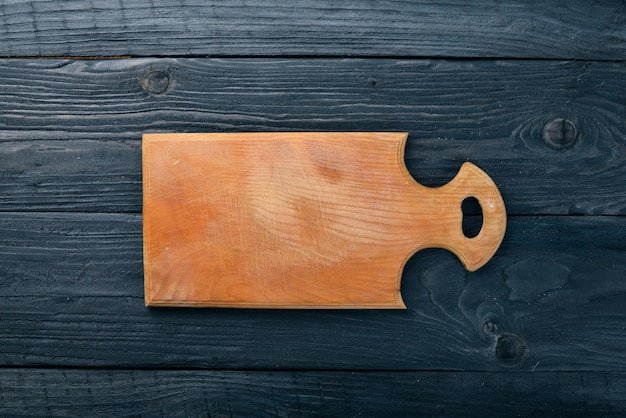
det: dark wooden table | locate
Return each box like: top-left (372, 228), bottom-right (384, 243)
top-left (1, 1), bottom-right (625, 416)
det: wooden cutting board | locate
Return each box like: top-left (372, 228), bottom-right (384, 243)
top-left (143, 132), bottom-right (506, 308)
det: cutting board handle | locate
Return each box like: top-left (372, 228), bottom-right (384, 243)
top-left (434, 162), bottom-right (506, 272)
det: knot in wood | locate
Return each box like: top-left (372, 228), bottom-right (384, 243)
top-left (542, 118), bottom-right (578, 149)
top-left (142, 70), bottom-right (172, 95)
top-left (495, 334), bottom-right (525, 366)
top-left (482, 321), bottom-right (498, 334)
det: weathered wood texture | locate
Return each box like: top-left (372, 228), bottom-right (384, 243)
top-left (0, 1), bottom-right (624, 59)
top-left (1, 369), bottom-right (624, 417)
top-left (0, 213), bottom-right (623, 371)
top-left (1, 58), bottom-right (625, 215)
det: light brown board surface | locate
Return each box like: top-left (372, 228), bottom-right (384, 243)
top-left (143, 132), bottom-right (506, 308)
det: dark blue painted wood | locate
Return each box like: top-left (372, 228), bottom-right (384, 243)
top-left (0, 59), bottom-right (624, 215)
top-left (1, 369), bottom-right (624, 417)
top-left (0, 1), bottom-right (624, 59)
top-left (0, 213), bottom-right (624, 372)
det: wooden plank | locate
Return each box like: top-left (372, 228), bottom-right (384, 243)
top-left (0, 139), bottom-right (141, 212)
top-left (0, 1), bottom-right (624, 59)
top-left (0, 212), bottom-right (624, 371)
top-left (0, 58), bottom-right (625, 215)
top-left (0, 369), bottom-right (624, 416)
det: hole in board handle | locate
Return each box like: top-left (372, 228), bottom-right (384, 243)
top-left (462, 196), bottom-right (483, 238)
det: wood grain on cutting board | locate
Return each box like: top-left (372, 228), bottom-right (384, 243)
top-left (143, 132), bottom-right (506, 308)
